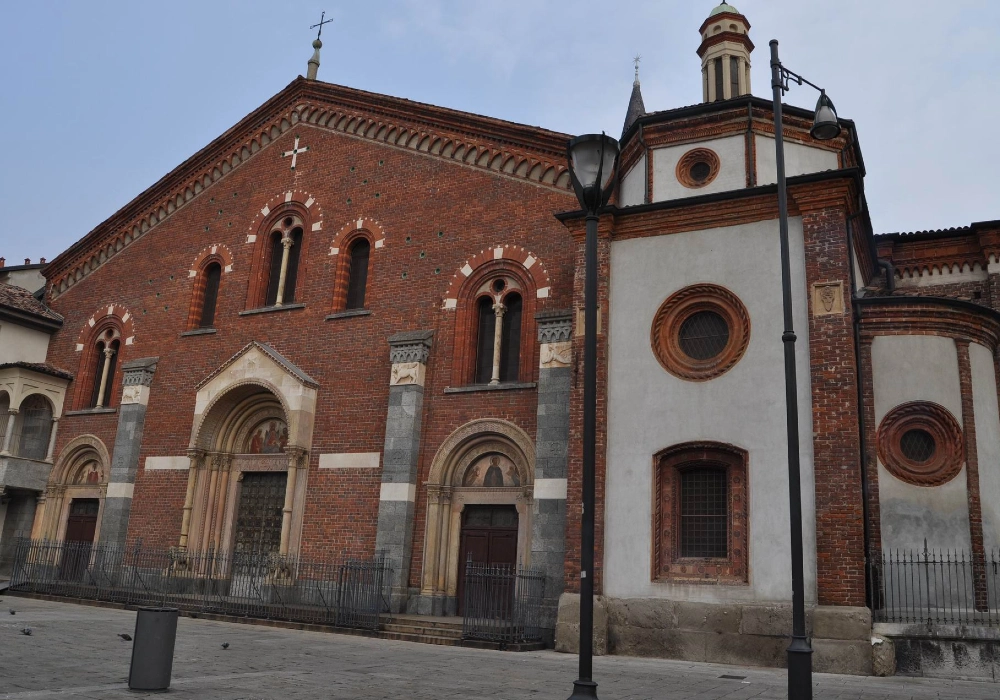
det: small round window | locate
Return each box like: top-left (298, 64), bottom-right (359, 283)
top-left (678, 311), bottom-right (730, 360)
top-left (676, 148), bottom-right (721, 189)
top-left (651, 284), bottom-right (750, 381)
top-left (900, 429), bottom-right (936, 464)
top-left (877, 402), bottom-right (963, 487)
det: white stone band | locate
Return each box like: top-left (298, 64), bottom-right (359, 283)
top-left (145, 456), bottom-right (189, 470)
top-left (319, 452), bottom-right (381, 469)
top-left (106, 482), bottom-right (135, 499)
top-left (379, 482), bottom-right (417, 502)
top-left (534, 478), bottom-right (568, 500)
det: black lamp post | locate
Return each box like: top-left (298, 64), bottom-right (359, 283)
top-left (769, 39), bottom-right (841, 700)
top-left (565, 132), bottom-right (619, 700)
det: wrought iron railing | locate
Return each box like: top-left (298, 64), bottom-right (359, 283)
top-left (9, 537), bottom-right (392, 631)
top-left (461, 560), bottom-right (545, 645)
top-left (869, 542), bottom-right (1000, 627)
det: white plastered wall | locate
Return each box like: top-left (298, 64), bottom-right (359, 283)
top-left (755, 135), bottom-right (839, 186)
top-left (0, 324), bottom-right (50, 364)
top-left (871, 335), bottom-right (970, 552)
top-left (970, 343), bottom-right (1000, 553)
top-left (651, 135), bottom-right (745, 202)
top-left (619, 154), bottom-right (646, 207)
top-left (605, 217), bottom-right (817, 603)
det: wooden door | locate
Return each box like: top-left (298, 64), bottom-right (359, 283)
top-left (61, 499), bottom-right (99, 580)
top-left (457, 505), bottom-right (518, 614)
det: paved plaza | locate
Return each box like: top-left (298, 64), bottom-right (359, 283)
top-left (0, 596), bottom-right (996, 699)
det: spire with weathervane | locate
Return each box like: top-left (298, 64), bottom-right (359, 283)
top-left (621, 55), bottom-right (647, 137)
top-left (306, 12), bottom-right (333, 80)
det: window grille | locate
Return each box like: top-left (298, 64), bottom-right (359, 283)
top-left (679, 467), bottom-right (729, 558)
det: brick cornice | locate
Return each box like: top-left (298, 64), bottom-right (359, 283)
top-left (45, 77), bottom-right (574, 302)
top-left (697, 31), bottom-right (755, 59)
top-left (790, 179), bottom-right (856, 213)
top-left (856, 296), bottom-right (1000, 348)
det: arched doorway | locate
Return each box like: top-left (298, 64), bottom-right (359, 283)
top-left (186, 383), bottom-right (306, 558)
top-left (419, 419), bottom-right (534, 616)
top-left (37, 435), bottom-right (109, 544)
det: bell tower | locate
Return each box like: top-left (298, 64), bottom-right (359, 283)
top-left (698, 3), bottom-right (754, 103)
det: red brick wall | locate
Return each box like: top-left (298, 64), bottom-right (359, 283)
top-left (798, 197), bottom-right (867, 607)
top-left (44, 125), bottom-right (577, 563)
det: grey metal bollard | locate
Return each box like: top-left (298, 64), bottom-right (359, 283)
top-left (128, 606), bottom-right (179, 691)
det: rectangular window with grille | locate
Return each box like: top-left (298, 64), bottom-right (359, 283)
top-left (679, 467), bottom-right (729, 558)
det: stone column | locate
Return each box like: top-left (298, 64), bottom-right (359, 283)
top-left (279, 448), bottom-right (303, 556)
top-left (274, 235), bottom-right (294, 306)
top-left (44, 418), bottom-right (60, 463)
top-left (1, 408), bottom-right (18, 455)
top-left (375, 330), bottom-right (433, 613)
top-left (532, 311), bottom-right (572, 639)
top-left (178, 449), bottom-right (204, 550)
top-left (98, 357), bottom-right (158, 549)
top-left (489, 299), bottom-right (506, 385)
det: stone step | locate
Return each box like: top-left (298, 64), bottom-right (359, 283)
top-left (382, 622), bottom-right (463, 638)
top-left (379, 630), bottom-right (463, 646)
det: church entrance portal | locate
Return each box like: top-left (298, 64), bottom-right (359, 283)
top-left (232, 471), bottom-right (286, 556)
top-left (456, 505), bottom-right (518, 614)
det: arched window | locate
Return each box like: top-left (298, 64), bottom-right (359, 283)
top-left (263, 216), bottom-right (304, 307)
top-left (88, 330), bottom-right (120, 409)
top-left (199, 262), bottom-right (222, 328)
top-left (345, 238), bottom-right (370, 310)
top-left (714, 57), bottom-right (724, 101)
top-left (653, 442), bottom-right (748, 583)
top-left (16, 394), bottom-right (53, 460)
top-left (475, 296), bottom-right (497, 384)
top-left (473, 278), bottom-right (523, 385)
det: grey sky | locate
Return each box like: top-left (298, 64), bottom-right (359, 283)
top-left (2, 1), bottom-right (997, 265)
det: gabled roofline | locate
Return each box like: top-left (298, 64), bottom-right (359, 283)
top-left (44, 77), bottom-right (575, 301)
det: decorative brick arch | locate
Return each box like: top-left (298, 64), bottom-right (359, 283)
top-left (243, 190), bottom-right (324, 309)
top-left (72, 304), bottom-right (136, 410)
top-left (442, 245), bottom-right (550, 310)
top-left (189, 243), bottom-right (235, 277)
top-left (329, 216), bottom-right (387, 256)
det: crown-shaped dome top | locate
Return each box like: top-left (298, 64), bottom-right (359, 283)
top-left (709, 2), bottom-right (740, 16)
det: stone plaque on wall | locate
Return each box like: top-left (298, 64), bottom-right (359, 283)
top-left (812, 281), bottom-right (844, 317)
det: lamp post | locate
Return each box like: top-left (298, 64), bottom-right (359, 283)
top-left (769, 39), bottom-right (841, 700)
top-left (565, 132), bottom-right (619, 700)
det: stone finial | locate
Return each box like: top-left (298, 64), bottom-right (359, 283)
top-left (306, 38), bottom-right (322, 80)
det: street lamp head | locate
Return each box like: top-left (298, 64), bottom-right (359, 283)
top-left (568, 133), bottom-right (620, 214)
top-left (810, 91), bottom-right (841, 141)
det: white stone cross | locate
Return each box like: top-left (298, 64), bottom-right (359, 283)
top-left (281, 136), bottom-right (310, 170)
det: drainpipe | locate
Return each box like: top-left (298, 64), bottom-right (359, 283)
top-left (877, 258), bottom-right (896, 295)
top-left (847, 213), bottom-right (874, 608)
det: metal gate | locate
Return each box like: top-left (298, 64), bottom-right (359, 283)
top-left (462, 560), bottom-right (546, 644)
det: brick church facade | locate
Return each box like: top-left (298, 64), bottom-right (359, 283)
top-left (4, 3), bottom-right (999, 676)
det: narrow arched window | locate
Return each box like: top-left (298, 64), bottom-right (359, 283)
top-left (475, 296), bottom-right (496, 384)
top-left (16, 394), bottom-right (52, 460)
top-left (89, 335), bottom-right (120, 409)
top-left (499, 292), bottom-right (522, 382)
top-left (345, 238), bottom-right (370, 310)
top-left (730, 57), bottom-right (740, 98)
top-left (199, 262), bottom-right (222, 328)
top-left (263, 216), bottom-right (304, 307)
top-left (265, 232), bottom-right (284, 306)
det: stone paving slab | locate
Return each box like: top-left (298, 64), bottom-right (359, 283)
top-left (0, 596), bottom-right (997, 699)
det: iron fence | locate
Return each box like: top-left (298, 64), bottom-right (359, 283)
top-left (461, 560), bottom-right (545, 645)
top-left (9, 537), bottom-right (392, 631)
top-left (869, 542), bottom-right (1000, 627)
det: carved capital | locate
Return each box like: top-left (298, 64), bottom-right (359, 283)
top-left (121, 357), bottom-right (159, 387)
top-left (536, 310), bottom-right (573, 343)
top-left (388, 329), bottom-right (434, 364)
